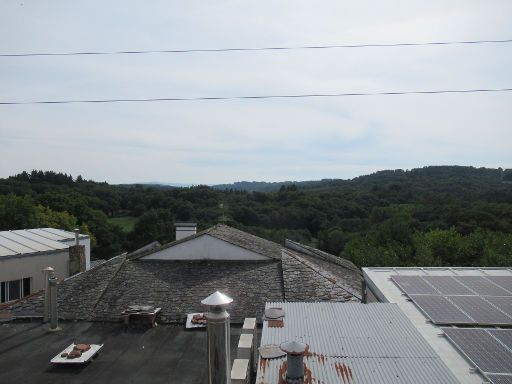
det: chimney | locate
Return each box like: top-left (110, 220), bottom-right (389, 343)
top-left (74, 228), bottom-right (80, 247)
top-left (201, 291), bottom-right (233, 384)
top-left (48, 274), bottom-right (60, 331)
top-left (280, 341), bottom-right (307, 383)
top-left (175, 222), bottom-right (197, 241)
top-left (42, 266), bottom-right (54, 323)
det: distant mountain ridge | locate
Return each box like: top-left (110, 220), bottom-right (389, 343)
top-left (212, 166), bottom-right (509, 192)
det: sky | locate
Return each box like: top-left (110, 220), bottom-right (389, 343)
top-left (1, 1), bottom-right (511, 184)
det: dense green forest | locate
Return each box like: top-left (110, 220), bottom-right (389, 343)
top-left (0, 166), bottom-right (511, 268)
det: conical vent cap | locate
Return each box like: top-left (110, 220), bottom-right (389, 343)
top-left (201, 291), bottom-right (233, 306)
top-left (280, 340), bottom-right (307, 355)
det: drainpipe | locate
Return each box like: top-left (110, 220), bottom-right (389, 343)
top-left (49, 275), bottom-right (60, 331)
top-left (201, 291), bottom-right (233, 384)
top-left (280, 341), bottom-right (307, 384)
top-left (42, 267), bottom-right (54, 323)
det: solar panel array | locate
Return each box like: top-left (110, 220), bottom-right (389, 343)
top-left (442, 328), bottom-right (512, 383)
top-left (391, 275), bottom-right (512, 326)
top-left (391, 274), bottom-right (512, 384)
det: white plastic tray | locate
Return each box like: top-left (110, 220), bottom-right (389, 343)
top-left (186, 312), bottom-right (207, 329)
top-left (51, 343), bottom-right (104, 364)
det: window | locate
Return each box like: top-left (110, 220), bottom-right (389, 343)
top-left (0, 282), bottom-right (5, 303)
top-left (23, 277), bottom-right (31, 297)
top-left (0, 278), bottom-right (31, 303)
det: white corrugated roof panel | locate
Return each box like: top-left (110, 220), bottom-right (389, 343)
top-left (26, 228), bottom-right (72, 241)
top-left (10, 229), bottom-right (69, 248)
top-left (256, 302), bottom-right (460, 384)
top-left (0, 229), bottom-right (70, 257)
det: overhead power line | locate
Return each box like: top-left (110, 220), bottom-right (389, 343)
top-left (1, 39), bottom-right (511, 57)
top-left (1, 88), bottom-right (511, 105)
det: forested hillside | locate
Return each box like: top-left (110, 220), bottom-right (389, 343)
top-left (0, 167), bottom-right (511, 267)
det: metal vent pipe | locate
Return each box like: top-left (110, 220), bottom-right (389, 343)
top-left (202, 291), bottom-right (233, 384)
top-left (280, 341), bottom-right (307, 383)
top-left (42, 267), bottom-right (54, 323)
top-left (49, 276), bottom-right (59, 331)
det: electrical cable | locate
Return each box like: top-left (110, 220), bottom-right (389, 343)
top-left (1, 88), bottom-right (511, 105)
top-left (1, 39), bottom-right (511, 57)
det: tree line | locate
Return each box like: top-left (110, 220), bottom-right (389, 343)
top-left (0, 167), bottom-right (511, 267)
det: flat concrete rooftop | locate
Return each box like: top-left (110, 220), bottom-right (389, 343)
top-left (0, 321), bottom-right (246, 384)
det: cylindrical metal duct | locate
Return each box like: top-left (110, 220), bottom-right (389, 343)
top-left (42, 267), bottom-right (54, 323)
top-left (280, 341), bottom-right (307, 383)
top-left (202, 291), bottom-right (233, 384)
top-left (49, 276), bottom-right (58, 330)
top-left (206, 307), bottom-right (231, 384)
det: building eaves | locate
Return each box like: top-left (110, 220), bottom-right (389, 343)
top-left (285, 239), bottom-right (359, 272)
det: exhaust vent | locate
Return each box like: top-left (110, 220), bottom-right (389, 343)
top-left (280, 340), bottom-right (307, 384)
top-left (202, 291), bottom-right (233, 384)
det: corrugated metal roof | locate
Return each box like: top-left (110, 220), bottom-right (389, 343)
top-left (256, 302), bottom-right (460, 384)
top-left (0, 228), bottom-right (72, 257)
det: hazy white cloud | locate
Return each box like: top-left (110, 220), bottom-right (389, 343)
top-left (1, 0), bottom-right (511, 184)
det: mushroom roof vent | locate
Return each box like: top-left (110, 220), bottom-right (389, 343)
top-left (201, 291), bottom-right (233, 306)
top-left (280, 340), bottom-right (307, 355)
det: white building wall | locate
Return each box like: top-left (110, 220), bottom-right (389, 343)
top-left (142, 235), bottom-right (270, 261)
top-left (0, 250), bottom-right (69, 293)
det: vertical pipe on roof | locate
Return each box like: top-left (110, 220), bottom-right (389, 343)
top-left (49, 276), bottom-right (59, 331)
top-left (280, 341), bottom-right (307, 383)
top-left (42, 267), bottom-right (54, 323)
top-left (202, 291), bottom-right (233, 384)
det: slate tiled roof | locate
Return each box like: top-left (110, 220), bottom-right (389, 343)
top-left (281, 250), bottom-right (360, 302)
top-left (8, 256), bottom-right (124, 319)
top-left (92, 259), bottom-right (284, 323)
top-left (6, 225), bottom-right (362, 323)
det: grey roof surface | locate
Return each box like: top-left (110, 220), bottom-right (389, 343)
top-left (0, 229), bottom-right (68, 257)
top-left (256, 302), bottom-right (460, 384)
top-left (0, 321), bottom-right (246, 384)
top-left (6, 225), bottom-right (361, 323)
top-left (281, 250), bottom-right (360, 302)
top-left (0, 228), bottom-right (88, 257)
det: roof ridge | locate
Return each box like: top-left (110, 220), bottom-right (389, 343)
top-left (87, 255), bottom-right (127, 320)
top-left (282, 249), bottom-right (361, 300)
top-left (284, 239), bottom-right (360, 273)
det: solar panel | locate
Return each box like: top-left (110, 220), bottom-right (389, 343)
top-left (442, 328), bottom-right (512, 374)
top-left (455, 276), bottom-right (511, 296)
top-left (409, 295), bottom-right (474, 324)
top-left (390, 275), bottom-right (438, 295)
top-left (448, 296), bottom-right (512, 325)
top-left (488, 330), bottom-right (512, 351)
top-left (485, 297), bottom-right (512, 318)
top-left (422, 276), bottom-right (474, 295)
top-left (487, 375), bottom-right (512, 384)
top-left (486, 276), bottom-right (512, 293)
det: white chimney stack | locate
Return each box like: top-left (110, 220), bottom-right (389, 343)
top-left (175, 222), bottom-right (197, 241)
top-left (280, 341), bottom-right (307, 384)
top-left (202, 291), bottom-right (233, 384)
